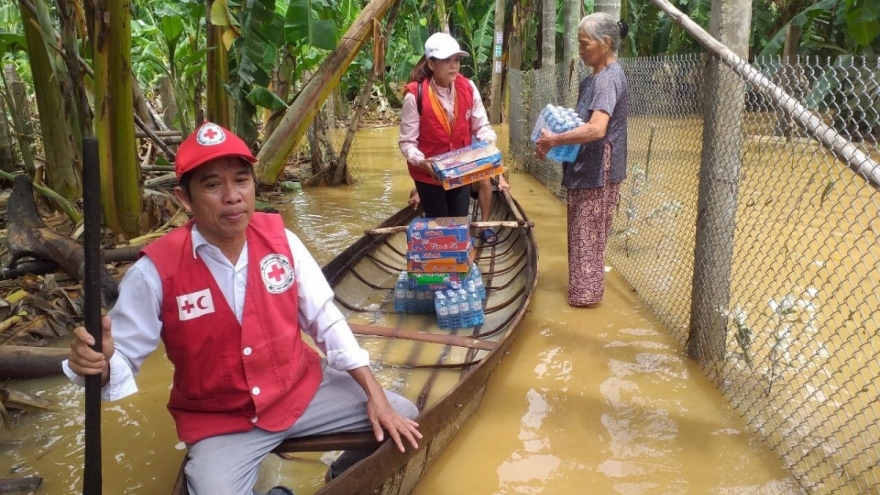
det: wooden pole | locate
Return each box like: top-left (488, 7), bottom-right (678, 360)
top-left (82, 137), bottom-right (103, 495)
top-left (487, 0), bottom-right (505, 124)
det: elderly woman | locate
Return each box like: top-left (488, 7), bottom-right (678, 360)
top-left (536, 13), bottom-right (629, 307)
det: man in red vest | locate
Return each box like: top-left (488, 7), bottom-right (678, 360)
top-left (65, 122), bottom-right (421, 495)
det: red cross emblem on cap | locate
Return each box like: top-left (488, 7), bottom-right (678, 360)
top-left (196, 123), bottom-right (226, 146)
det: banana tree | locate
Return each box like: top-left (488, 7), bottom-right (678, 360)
top-left (20, 0), bottom-right (81, 204)
top-left (256, 0), bottom-right (399, 185)
top-left (90, 0), bottom-right (142, 238)
top-left (0, 30), bottom-right (27, 173)
top-left (210, 0), bottom-right (285, 144)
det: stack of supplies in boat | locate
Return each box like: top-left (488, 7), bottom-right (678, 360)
top-left (530, 104), bottom-right (582, 163)
top-left (393, 217), bottom-right (486, 329)
top-left (428, 141), bottom-right (505, 190)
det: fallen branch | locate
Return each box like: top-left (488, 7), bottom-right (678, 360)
top-left (0, 476), bottom-right (43, 493)
top-left (0, 346), bottom-right (67, 379)
top-left (6, 175), bottom-right (118, 304)
top-left (0, 170), bottom-right (81, 223)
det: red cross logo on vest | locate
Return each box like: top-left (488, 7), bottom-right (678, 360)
top-left (176, 288), bottom-right (215, 321)
top-left (260, 254), bottom-right (294, 294)
top-left (196, 123), bottom-right (226, 146)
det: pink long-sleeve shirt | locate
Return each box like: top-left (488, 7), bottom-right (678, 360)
top-left (398, 77), bottom-right (497, 164)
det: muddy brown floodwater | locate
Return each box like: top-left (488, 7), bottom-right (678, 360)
top-left (0, 125), bottom-right (801, 494)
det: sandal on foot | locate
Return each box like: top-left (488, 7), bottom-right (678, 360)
top-left (480, 228), bottom-right (497, 245)
top-left (266, 486), bottom-right (296, 495)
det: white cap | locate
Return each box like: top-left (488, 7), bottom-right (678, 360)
top-left (424, 33), bottom-right (469, 60)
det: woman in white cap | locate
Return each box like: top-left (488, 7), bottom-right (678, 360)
top-left (399, 32), bottom-right (509, 242)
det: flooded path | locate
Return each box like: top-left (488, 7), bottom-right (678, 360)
top-left (0, 126), bottom-right (800, 494)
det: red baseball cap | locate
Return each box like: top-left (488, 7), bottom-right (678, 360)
top-left (174, 122), bottom-right (257, 180)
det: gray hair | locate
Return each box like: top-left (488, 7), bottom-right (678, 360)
top-left (578, 13), bottom-right (627, 53)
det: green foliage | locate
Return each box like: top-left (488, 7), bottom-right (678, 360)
top-left (0, 31), bottom-right (26, 58)
top-left (620, 0), bottom-right (711, 57)
top-left (452, 0), bottom-right (494, 86)
top-left (285, 0), bottom-right (339, 50)
top-left (760, 0), bottom-right (880, 56)
top-left (214, 0), bottom-right (284, 142)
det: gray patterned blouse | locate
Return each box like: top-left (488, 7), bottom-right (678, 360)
top-left (562, 61), bottom-right (629, 190)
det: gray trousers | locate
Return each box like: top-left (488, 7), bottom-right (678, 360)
top-left (185, 362), bottom-right (418, 495)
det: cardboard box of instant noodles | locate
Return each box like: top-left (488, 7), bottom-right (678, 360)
top-left (429, 141), bottom-right (504, 190)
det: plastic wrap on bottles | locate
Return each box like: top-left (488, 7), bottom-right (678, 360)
top-left (531, 104), bottom-right (581, 163)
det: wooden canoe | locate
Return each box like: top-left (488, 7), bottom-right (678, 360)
top-left (171, 190), bottom-right (538, 495)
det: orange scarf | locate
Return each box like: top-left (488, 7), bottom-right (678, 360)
top-left (427, 83), bottom-right (456, 136)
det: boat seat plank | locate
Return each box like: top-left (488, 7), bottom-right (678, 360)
top-left (274, 432), bottom-right (381, 454)
top-left (349, 323), bottom-right (498, 351)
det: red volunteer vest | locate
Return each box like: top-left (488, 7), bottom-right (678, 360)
top-left (404, 75), bottom-right (475, 185)
top-left (140, 212), bottom-right (323, 444)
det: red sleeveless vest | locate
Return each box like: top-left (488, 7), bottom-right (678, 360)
top-left (404, 75), bottom-right (475, 185)
top-left (140, 212), bottom-right (323, 444)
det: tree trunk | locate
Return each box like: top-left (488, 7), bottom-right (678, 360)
top-left (332, 0), bottom-right (404, 186)
top-left (774, 24), bottom-right (801, 138)
top-left (488, 0), bottom-right (506, 124)
top-left (256, 0), bottom-right (398, 185)
top-left (0, 90), bottom-right (14, 173)
top-left (92, 0), bottom-right (143, 238)
top-left (2, 64), bottom-right (36, 176)
top-left (206, 0), bottom-right (231, 128)
top-left (687, 0), bottom-right (752, 367)
top-left (132, 75), bottom-right (157, 131)
top-left (541, 0), bottom-right (556, 68)
top-left (0, 346), bottom-right (68, 379)
top-left (436, 0), bottom-right (450, 33)
top-left (563, 0), bottom-right (579, 65)
top-left (159, 76), bottom-right (178, 129)
top-left (263, 45), bottom-right (296, 142)
top-left (21, 2), bottom-right (81, 202)
top-left (55, 0), bottom-right (92, 140)
top-left (594, 0), bottom-right (621, 21)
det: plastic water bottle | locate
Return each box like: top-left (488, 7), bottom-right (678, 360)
top-left (467, 281), bottom-right (484, 326)
top-left (457, 286), bottom-right (471, 327)
top-left (434, 292), bottom-right (449, 329)
top-left (446, 290), bottom-right (460, 328)
top-left (394, 272), bottom-right (406, 312)
top-left (404, 286), bottom-right (416, 313)
top-left (472, 263), bottom-right (486, 300)
top-left (416, 290), bottom-right (434, 313)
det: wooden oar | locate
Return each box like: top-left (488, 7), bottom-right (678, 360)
top-left (365, 220), bottom-right (533, 236)
top-left (348, 323), bottom-right (497, 351)
top-left (82, 137), bottom-right (103, 495)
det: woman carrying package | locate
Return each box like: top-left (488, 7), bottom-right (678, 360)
top-left (535, 13), bottom-right (629, 307)
top-left (399, 32), bottom-right (508, 242)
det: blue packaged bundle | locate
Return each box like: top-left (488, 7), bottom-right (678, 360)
top-left (428, 142), bottom-right (505, 190)
top-left (531, 104), bottom-right (581, 163)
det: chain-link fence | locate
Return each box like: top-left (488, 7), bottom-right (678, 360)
top-left (508, 55), bottom-right (880, 494)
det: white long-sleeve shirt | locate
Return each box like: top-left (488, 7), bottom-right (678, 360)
top-left (62, 225), bottom-right (369, 401)
top-left (398, 77), bottom-right (497, 164)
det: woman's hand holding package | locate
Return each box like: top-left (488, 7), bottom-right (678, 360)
top-left (534, 128), bottom-right (557, 160)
